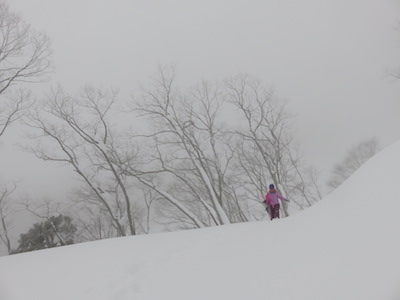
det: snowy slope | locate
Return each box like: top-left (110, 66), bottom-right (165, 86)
top-left (1, 142), bottom-right (400, 300)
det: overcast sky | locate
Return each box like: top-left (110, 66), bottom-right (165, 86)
top-left (2, 0), bottom-right (400, 203)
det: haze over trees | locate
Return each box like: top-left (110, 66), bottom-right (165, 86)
top-left (327, 137), bottom-right (380, 191)
top-left (0, 2), bottom-right (353, 253)
top-left (1, 1), bottom-right (397, 255)
top-left (21, 67), bottom-right (322, 243)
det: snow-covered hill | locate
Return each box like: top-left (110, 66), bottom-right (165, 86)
top-left (1, 141), bottom-right (400, 300)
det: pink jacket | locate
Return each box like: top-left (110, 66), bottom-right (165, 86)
top-left (265, 190), bottom-right (288, 206)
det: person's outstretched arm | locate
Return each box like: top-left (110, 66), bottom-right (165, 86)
top-left (278, 193), bottom-right (289, 202)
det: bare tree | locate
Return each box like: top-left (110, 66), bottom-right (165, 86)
top-left (121, 69), bottom-right (321, 228)
top-left (132, 186), bottom-right (158, 234)
top-left (25, 86), bottom-right (137, 237)
top-left (225, 74), bottom-right (322, 215)
top-left (327, 137), bottom-right (380, 190)
top-left (0, 2), bottom-right (51, 137)
top-left (73, 201), bottom-right (122, 242)
top-left (0, 183), bottom-right (16, 254)
top-left (124, 67), bottom-right (248, 228)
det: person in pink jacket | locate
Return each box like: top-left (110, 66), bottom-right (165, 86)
top-left (265, 184), bottom-right (289, 220)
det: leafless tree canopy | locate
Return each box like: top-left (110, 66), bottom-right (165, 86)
top-left (225, 74), bottom-right (322, 213)
top-left (118, 69), bottom-right (322, 228)
top-left (26, 86), bottom-right (138, 237)
top-left (0, 2), bottom-right (52, 137)
top-left (21, 67), bottom-right (323, 244)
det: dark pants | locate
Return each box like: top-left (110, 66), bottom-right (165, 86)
top-left (269, 204), bottom-right (280, 220)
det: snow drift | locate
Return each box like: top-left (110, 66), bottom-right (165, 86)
top-left (1, 141), bottom-right (400, 300)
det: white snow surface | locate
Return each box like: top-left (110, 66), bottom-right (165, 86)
top-left (1, 142), bottom-right (400, 300)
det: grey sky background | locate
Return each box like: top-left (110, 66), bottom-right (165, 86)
top-left (1, 0), bottom-right (399, 245)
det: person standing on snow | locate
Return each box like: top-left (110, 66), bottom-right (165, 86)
top-left (265, 184), bottom-right (289, 220)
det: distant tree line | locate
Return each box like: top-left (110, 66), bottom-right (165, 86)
top-left (327, 138), bottom-right (380, 191)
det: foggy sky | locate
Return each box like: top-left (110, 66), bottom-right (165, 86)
top-left (1, 0), bottom-right (400, 243)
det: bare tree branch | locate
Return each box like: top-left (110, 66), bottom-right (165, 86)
top-left (0, 182), bottom-right (17, 254)
top-left (0, 3), bottom-right (52, 137)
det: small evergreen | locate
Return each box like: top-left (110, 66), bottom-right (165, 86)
top-left (13, 215), bottom-right (76, 254)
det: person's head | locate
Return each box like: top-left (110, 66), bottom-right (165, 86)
top-left (269, 184), bottom-right (275, 190)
